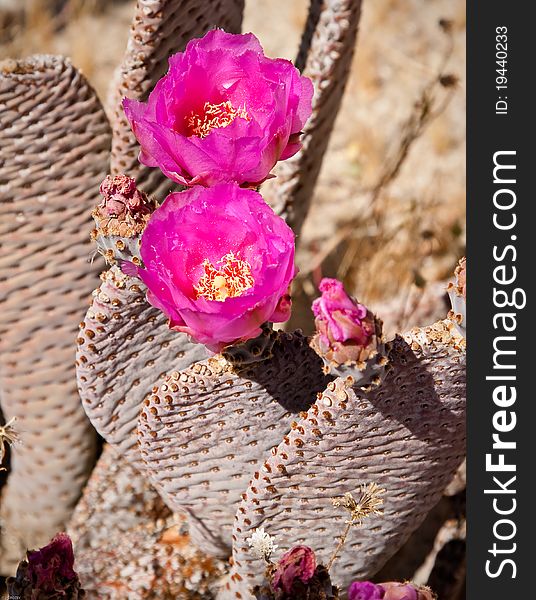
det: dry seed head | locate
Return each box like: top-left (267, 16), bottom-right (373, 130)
top-left (332, 482), bottom-right (385, 525)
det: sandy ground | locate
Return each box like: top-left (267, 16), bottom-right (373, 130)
top-left (1, 0), bottom-right (466, 336)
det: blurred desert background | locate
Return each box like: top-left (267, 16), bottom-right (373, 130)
top-left (0, 0), bottom-right (466, 334)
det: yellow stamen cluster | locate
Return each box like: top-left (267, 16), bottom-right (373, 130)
top-left (195, 252), bottom-right (254, 302)
top-left (186, 100), bottom-right (249, 138)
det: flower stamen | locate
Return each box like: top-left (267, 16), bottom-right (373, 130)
top-left (186, 100), bottom-right (249, 138)
top-left (195, 252), bottom-right (254, 301)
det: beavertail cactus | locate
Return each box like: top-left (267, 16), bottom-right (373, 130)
top-left (1, 2), bottom-right (246, 573)
top-left (137, 330), bottom-right (329, 557)
top-left (224, 319), bottom-right (465, 597)
top-left (77, 194), bottom-right (206, 465)
top-left (2, 1), bottom-right (464, 598)
top-left (72, 8), bottom-right (464, 598)
top-left (0, 55), bottom-right (109, 573)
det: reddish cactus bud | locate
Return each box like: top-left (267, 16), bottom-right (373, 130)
top-left (310, 278), bottom-right (383, 376)
top-left (348, 582), bottom-right (385, 600)
top-left (91, 174), bottom-right (158, 265)
top-left (99, 174), bottom-right (148, 215)
top-left (92, 174), bottom-right (156, 239)
top-left (379, 582), bottom-right (435, 600)
top-left (6, 533), bottom-right (86, 599)
top-left (273, 545), bottom-right (317, 593)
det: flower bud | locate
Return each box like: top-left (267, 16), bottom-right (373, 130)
top-left (348, 581), bottom-right (385, 600)
top-left (91, 174), bottom-right (158, 265)
top-left (273, 546), bottom-right (317, 594)
top-left (310, 278), bottom-right (383, 376)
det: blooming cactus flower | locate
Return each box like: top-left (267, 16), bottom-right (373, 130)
top-left (310, 278), bottom-right (381, 369)
top-left (272, 546), bottom-right (317, 594)
top-left (132, 183), bottom-right (296, 352)
top-left (123, 29), bottom-right (313, 187)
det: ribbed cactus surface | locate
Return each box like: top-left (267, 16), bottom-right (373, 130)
top-left (138, 332), bottom-right (329, 557)
top-left (224, 320), bottom-right (465, 597)
top-left (0, 55), bottom-right (109, 573)
top-left (76, 264), bottom-right (207, 466)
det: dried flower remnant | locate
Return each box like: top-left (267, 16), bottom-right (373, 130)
top-left (92, 174), bottom-right (157, 238)
top-left (0, 416), bottom-right (19, 472)
top-left (272, 545), bottom-right (317, 593)
top-left (247, 527), bottom-right (279, 561)
top-left (123, 29), bottom-right (313, 187)
top-left (253, 545), bottom-right (338, 600)
top-left (333, 483), bottom-right (385, 525)
top-left (6, 532), bottom-right (86, 598)
top-left (130, 183), bottom-right (296, 352)
top-left (328, 483), bottom-right (385, 570)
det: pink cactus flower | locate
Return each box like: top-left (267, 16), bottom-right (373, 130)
top-left (273, 546), bottom-right (317, 594)
top-left (348, 582), bottom-right (386, 600)
top-left (349, 582), bottom-right (434, 600)
top-left (312, 279), bottom-right (371, 345)
top-left (132, 183), bottom-right (296, 352)
top-left (311, 278), bottom-right (380, 368)
top-left (123, 29), bottom-right (313, 187)
top-left (379, 582), bottom-right (435, 600)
